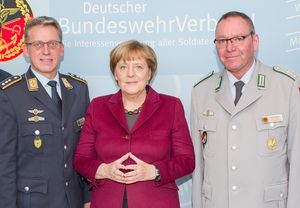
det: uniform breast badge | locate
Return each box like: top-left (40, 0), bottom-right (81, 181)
top-left (201, 131), bottom-right (207, 145)
top-left (202, 109), bottom-right (214, 117)
top-left (33, 130), bottom-right (42, 149)
top-left (76, 117), bottom-right (85, 128)
top-left (28, 109), bottom-right (45, 122)
top-left (261, 114), bottom-right (283, 126)
top-left (267, 136), bottom-right (277, 150)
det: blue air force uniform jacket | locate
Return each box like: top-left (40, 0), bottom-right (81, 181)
top-left (0, 69), bottom-right (12, 81)
top-left (0, 68), bottom-right (90, 208)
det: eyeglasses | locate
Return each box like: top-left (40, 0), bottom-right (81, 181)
top-left (214, 32), bottom-right (254, 47)
top-left (26, 40), bottom-right (62, 50)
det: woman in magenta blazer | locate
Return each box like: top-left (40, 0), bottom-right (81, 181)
top-left (73, 40), bottom-right (195, 208)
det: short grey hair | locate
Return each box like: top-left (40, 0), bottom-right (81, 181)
top-left (24, 16), bottom-right (62, 42)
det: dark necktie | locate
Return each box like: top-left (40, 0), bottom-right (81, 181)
top-left (234, 81), bottom-right (244, 105)
top-left (48, 80), bottom-right (62, 115)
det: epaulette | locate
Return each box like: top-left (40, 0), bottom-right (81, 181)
top-left (67, 73), bottom-right (87, 84)
top-left (273, 66), bottom-right (296, 81)
top-left (0, 75), bottom-right (22, 90)
top-left (194, 71), bottom-right (214, 88)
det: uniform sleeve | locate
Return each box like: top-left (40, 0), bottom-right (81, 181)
top-left (190, 88), bottom-right (204, 208)
top-left (153, 98), bottom-right (195, 186)
top-left (73, 99), bottom-right (102, 187)
top-left (287, 76), bottom-right (300, 207)
top-left (0, 91), bottom-right (18, 208)
top-left (82, 84), bottom-right (92, 202)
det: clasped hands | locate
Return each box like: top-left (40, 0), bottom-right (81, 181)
top-left (95, 152), bottom-right (156, 184)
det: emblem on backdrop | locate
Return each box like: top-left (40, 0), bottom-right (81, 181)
top-left (0, 0), bottom-right (33, 62)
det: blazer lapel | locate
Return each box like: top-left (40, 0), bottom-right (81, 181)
top-left (216, 72), bottom-right (235, 115)
top-left (131, 86), bottom-right (160, 134)
top-left (60, 75), bottom-right (76, 121)
top-left (25, 69), bottom-right (61, 118)
top-left (107, 90), bottom-right (129, 132)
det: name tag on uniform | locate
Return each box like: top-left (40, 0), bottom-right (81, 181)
top-left (261, 114), bottom-right (283, 124)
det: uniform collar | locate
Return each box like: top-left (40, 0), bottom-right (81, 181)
top-left (30, 67), bottom-right (60, 89)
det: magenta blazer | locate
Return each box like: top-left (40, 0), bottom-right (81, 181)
top-left (73, 86), bottom-right (195, 208)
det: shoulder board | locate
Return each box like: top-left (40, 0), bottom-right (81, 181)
top-left (0, 75), bottom-right (22, 90)
top-left (67, 73), bottom-right (87, 84)
top-left (273, 66), bottom-right (296, 81)
top-left (194, 71), bottom-right (214, 88)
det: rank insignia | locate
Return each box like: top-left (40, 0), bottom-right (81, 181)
top-left (28, 78), bottom-right (39, 91)
top-left (261, 114), bottom-right (283, 124)
top-left (267, 136), bottom-right (277, 150)
top-left (76, 117), bottom-right (85, 128)
top-left (68, 73), bottom-right (87, 84)
top-left (34, 130), bottom-right (42, 149)
top-left (0, 76), bottom-right (22, 90)
top-left (273, 66), bottom-right (296, 81)
top-left (61, 77), bottom-right (73, 90)
top-left (201, 131), bottom-right (207, 145)
top-left (202, 109), bottom-right (214, 117)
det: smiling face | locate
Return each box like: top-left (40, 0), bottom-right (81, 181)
top-left (114, 54), bottom-right (151, 98)
top-left (23, 25), bottom-right (64, 79)
top-left (215, 16), bottom-right (259, 79)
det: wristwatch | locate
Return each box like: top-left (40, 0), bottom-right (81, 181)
top-left (154, 165), bottom-right (161, 181)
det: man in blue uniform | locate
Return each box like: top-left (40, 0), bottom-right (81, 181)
top-left (0, 16), bottom-right (91, 208)
top-left (0, 69), bottom-right (11, 81)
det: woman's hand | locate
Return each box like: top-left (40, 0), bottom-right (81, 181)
top-left (123, 153), bottom-right (156, 184)
top-left (95, 153), bottom-right (130, 183)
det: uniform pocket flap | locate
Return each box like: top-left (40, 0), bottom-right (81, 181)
top-left (198, 119), bottom-right (217, 132)
top-left (202, 182), bottom-right (212, 199)
top-left (21, 124), bottom-right (53, 136)
top-left (264, 182), bottom-right (288, 201)
top-left (18, 178), bottom-right (48, 194)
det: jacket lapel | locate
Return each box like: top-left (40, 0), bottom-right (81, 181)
top-left (60, 74), bottom-right (76, 121)
top-left (131, 86), bottom-right (160, 134)
top-left (25, 69), bottom-right (61, 118)
top-left (107, 86), bottom-right (161, 133)
top-left (216, 71), bottom-right (235, 115)
top-left (107, 90), bottom-right (129, 132)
